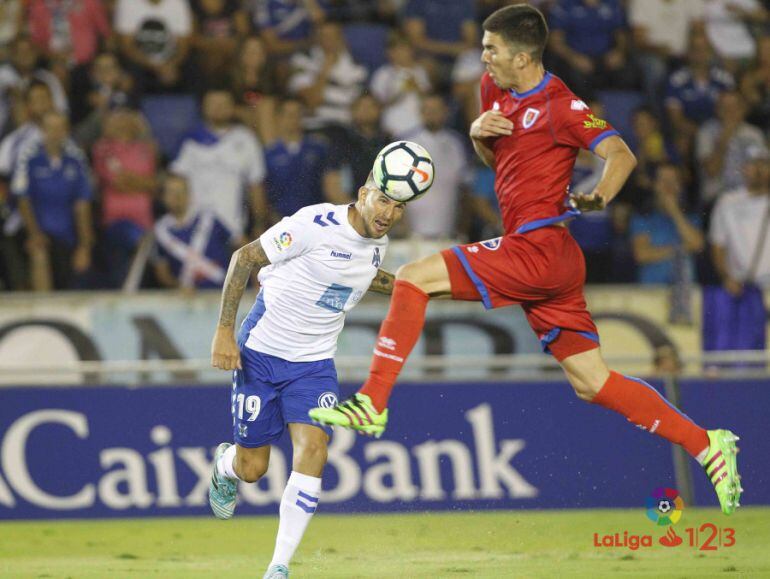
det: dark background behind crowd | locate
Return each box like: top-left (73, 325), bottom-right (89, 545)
top-left (0, 0), bottom-right (768, 300)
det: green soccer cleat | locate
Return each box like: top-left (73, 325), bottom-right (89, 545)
top-left (209, 442), bottom-right (238, 520)
top-left (309, 393), bottom-right (388, 438)
top-left (263, 564), bottom-right (289, 578)
top-left (703, 429), bottom-right (743, 515)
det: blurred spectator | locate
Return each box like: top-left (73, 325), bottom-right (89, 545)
top-left (71, 52), bottom-right (136, 147)
top-left (0, 82), bottom-right (57, 182)
top-left (325, 0), bottom-right (400, 25)
top-left (710, 145), bottom-right (770, 294)
top-left (26, 0), bottom-right (112, 74)
top-left (665, 31), bottom-right (733, 158)
top-left (171, 89), bottom-right (266, 242)
top-left (548, 0), bottom-right (637, 94)
top-left (630, 163), bottom-right (704, 285)
top-left (701, 0), bottom-right (768, 65)
top-left (229, 36), bottom-right (279, 143)
top-left (740, 35), bottom-right (770, 129)
top-left (92, 109), bottom-right (158, 287)
top-left (696, 90), bottom-right (766, 205)
top-left (263, 97), bottom-right (345, 220)
top-left (402, 0), bottom-right (477, 91)
top-left (12, 112), bottom-right (94, 290)
top-left (451, 47), bottom-right (485, 131)
top-left (705, 145), bottom-right (770, 354)
top-left (0, 0), bottom-right (23, 61)
top-left (115, 0), bottom-right (193, 93)
top-left (402, 93), bottom-right (469, 239)
top-left (152, 173), bottom-right (235, 290)
top-left (628, 0), bottom-right (705, 107)
top-left (250, 0), bottom-right (325, 57)
top-left (0, 36), bottom-right (68, 136)
top-left (332, 93), bottom-right (390, 197)
top-left (288, 20), bottom-right (367, 139)
top-left (191, 0), bottom-right (249, 92)
top-left (370, 31), bottom-right (431, 138)
top-left (630, 105), bottom-right (678, 190)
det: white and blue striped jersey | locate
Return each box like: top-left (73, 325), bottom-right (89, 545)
top-left (242, 203), bottom-right (387, 362)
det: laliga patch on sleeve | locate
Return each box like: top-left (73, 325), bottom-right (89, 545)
top-left (272, 231), bottom-right (293, 252)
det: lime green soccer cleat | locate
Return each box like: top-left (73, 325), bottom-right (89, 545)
top-left (309, 393), bottom-right (388, 438)
top-left (263, 564), bottom-right (289, 579)
top-left (703, 429), bottom-right (743, 515)
top-left (209, 442), bottom-right (237, 520)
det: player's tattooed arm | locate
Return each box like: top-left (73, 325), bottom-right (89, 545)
top-left (216, 239), bottom-right (271, 328)
top-left (368, 269), bottom-right (395, 295)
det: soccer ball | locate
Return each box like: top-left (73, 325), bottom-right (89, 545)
top-left (372, 141), bottom-right (435, 202)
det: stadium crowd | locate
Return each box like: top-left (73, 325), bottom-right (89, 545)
top-left (0, 0), bottom-right (768, 295)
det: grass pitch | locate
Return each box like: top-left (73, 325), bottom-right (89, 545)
top-left (1, 508), bottom-right (768, 578)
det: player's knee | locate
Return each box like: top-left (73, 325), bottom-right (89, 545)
top-left (236, 453), bottom-right (269, 483)
top-left (395, 261), bottom-right (422, 284)
top-left (295, 439), bottom-right (328, 467)
top-left (572, 380), bottom-right (598, 402)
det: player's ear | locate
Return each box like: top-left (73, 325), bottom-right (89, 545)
top-left (357, 186), bottom-right (368, 203)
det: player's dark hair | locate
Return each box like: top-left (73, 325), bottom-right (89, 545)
top-left (483, 3), bottom-right (548, 62)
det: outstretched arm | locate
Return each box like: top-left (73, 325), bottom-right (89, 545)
top-left (368, 269), bottom-right (395, 295)
top-left (570, 135), bottom-right (637, 211)
top-left (211, 239), bottom-right (271, 370)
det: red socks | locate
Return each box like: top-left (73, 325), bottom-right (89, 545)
top-left (593, 371), bottom-right (709, 458)
top-left (360, 280), bottom-right (430, 412)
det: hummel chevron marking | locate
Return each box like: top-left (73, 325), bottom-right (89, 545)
top-left (313, 212), bottom-right (340, 227)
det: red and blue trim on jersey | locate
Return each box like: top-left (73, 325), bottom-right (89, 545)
top-left (589, 129), bottom-right (621, 152)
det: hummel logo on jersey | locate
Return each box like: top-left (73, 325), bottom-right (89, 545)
top-left (378, 336), bottom-right (396, 350)
top-left (571, 99), bottom-right (589, 111)
top-left (330, 249), bottom-right (352, 260)
top-left (372, 247), bottom-right (381, 267)
top-left (522, 108), bottom-right (540, 129)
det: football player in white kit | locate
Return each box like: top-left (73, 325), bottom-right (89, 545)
top-left (208, 170), bottom-right (405, 579)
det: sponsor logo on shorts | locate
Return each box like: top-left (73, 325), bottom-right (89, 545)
top-left (330, 249), bottom-right (352, 260)
top-left (481, 237), bottom-right (502, 250)
top-left (318, 392), bottom-right (338, 408)
top-left (237, 423), bottom-right (248, 437)
top-left (522, 108), bottom-right (540, 129)
top-left (273, 232), bottom-right (293, 252)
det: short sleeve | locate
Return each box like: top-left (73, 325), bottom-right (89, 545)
top-left (114, 0), bottom-right (136, 35)
top-left (170, 140), bottom-right (194, 176)
top-left (244, 133), bottom-right (266, 185)
top-left (259, 210), bottom-right (315, 264)
top-left (709, 198), bottom-right (728, 247)
top-left (169, 0), bottom-right (192, 36)
top-left (552, 97), bottom-right (619, 152)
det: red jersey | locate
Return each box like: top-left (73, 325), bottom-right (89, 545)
top-left (479, 72), bottom-right (618, 234)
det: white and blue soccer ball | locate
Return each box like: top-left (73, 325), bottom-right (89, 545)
top-left (372, 141), bottom-right (435, 202)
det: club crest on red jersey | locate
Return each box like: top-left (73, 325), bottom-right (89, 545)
top-left (522, 108), bottom-right (540, 129)
top-left (480, 237), bottom-right (502, 250)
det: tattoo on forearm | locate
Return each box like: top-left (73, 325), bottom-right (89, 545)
top-left (217, 240), bottom-right (270, 327)
top-left (368, 269), bottom-right (395, 295)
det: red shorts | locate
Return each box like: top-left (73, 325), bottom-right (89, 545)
top-left (441, 226), bottom-right (599, 360)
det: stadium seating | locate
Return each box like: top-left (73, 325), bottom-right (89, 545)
top-left (140, 94), bottom-right (200, 161)
top-left (343, 23), bottom-right (389, 75)
top-left (597, 89), bottom-right (645, 150)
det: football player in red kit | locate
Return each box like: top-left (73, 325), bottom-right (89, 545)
top-left (311, 3), bottom-right (742, 515)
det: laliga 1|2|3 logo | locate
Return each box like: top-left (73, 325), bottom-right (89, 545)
top-left (593, 487), bottom-right (736, 551)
